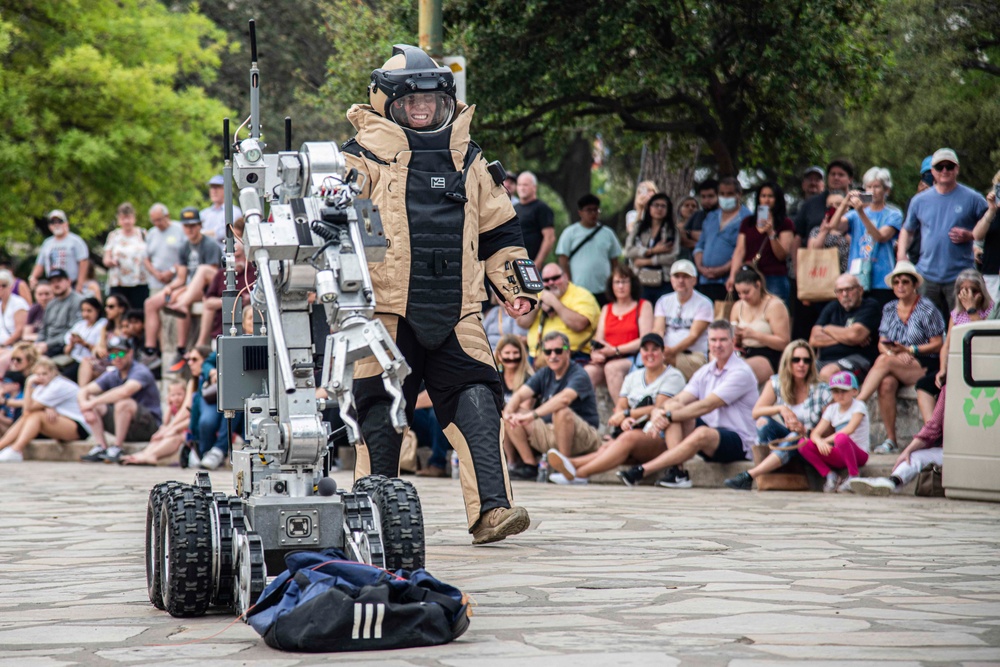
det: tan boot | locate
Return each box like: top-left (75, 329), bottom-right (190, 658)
top-left (471, 506), bottom-right (530, 545)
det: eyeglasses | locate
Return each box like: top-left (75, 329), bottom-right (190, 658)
top-left (108, 350), bottom-right (127, 360)
top-left (932, 162), bottom-right (957, 172)
top-left (543, 347), bottom-right (567, 356)
top-left (48, 219), bottom-right (66, 225)
top-left (791, 356), bottom-right (812, 364)
top-left (834, 286), bottom-right (859, 294)
top-left (542, 275), bottom-right (563, 284)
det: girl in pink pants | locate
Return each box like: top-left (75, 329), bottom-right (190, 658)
top-left (800, 371), bottom-right (870, 492)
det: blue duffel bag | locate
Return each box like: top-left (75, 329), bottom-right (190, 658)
top-left (246, 549), bottom-right (471, 652)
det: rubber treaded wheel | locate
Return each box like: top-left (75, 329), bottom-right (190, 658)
top-left (159, 484), bottom-right (214, 617)
top-left (145, 481), bottom-right (180, 609)
top-left (369, 478), bottom-right (425, 571)
top-left (352, 474), bottom-right (389, 496)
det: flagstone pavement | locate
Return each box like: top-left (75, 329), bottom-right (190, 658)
top-left (1, 462), bottom-right (999, 666)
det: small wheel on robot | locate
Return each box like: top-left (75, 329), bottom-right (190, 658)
top-left (234, 531), bottom-right (266, 619)
top-left (144, 481), bottom-right (181, 609)
top-left (210, 493), bottom-right (236, 608)
top-left (352, 473), bottom-right (390, 496)
top-left (369, 478), bottom-right (426, 571)
top-left (159, 484), bottom-right (215, 617)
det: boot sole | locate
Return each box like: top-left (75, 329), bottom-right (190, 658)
top-left (472, 507), bottom-right (530, 545)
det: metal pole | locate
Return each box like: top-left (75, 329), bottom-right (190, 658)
top-left (419, 0), bottom-right (443, 60)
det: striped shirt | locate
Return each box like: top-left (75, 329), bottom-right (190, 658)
top-left (878, 297), bottom-right (945, 347)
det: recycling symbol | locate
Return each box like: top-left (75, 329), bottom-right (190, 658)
top-left (963, 388), bottom-right (1000, 428)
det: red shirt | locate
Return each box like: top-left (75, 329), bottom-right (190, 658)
top-left (603, 300), bottom-right (645, 347)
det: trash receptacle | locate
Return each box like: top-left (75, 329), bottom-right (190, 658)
top-left (943, 320), bottom-right (1000, 502)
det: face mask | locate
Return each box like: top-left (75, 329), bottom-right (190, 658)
top-left (718, 196), bottom-right (738, 211)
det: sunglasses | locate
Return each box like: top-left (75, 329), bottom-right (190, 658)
top-left (10, 357), bottom-right (24, 363)
top-left (892, 277), bottom-right (913, 285)
top-left (500, 356), bottom-right (522, 363)
top-left (543, 347), bottom-right (567, 356)
top-left (932, 162), bottom-right (957, 172)
top-left (48, 219), bottom-right (66, 225)
top-left (791, 356), bottom-right (812, 364)
top-left (542, 275), bottom-right (563, 284)
top-left (108, 350), bottom-right (127, 360)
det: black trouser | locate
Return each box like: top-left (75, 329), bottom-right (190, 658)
top-left (353, 314), bottom-right (513, 529)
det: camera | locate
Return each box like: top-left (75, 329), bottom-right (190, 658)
top-left (858, 193), bottom-right (873, 204)
top-left (994, 183), bottom-right (1000, 199)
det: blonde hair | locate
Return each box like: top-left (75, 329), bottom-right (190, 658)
top-left (31, 357), bottom-right (58, 374)
top-left (777, 340), bottom-right (818, 405)
top-left (633, 180), bottom-right (659, 219)
top-left (494, 334), bottom-right (531, 393)
top-left (12, 342), bottom-right (39, 369)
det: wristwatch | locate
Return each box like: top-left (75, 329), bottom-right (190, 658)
top-left (623, 408), bottom-right (631, 418)
top-left (967, 307), bottom-right (977, 315)
top-left (664, 411), bottom-right (673, 424)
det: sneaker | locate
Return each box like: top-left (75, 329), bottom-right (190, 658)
top-left (549, 472), bottom-right (589, 485)
top-left (724, 471), bottom-right (753, 491)
top-left (80, 445), bottom-right (107, 463)
top-left (823, 471), bottom-right (840, 493)
top-left (838, 477), bottom-right (858, 493)
top-left (0, 448), bottom-right (24, 462)
top-left (200, 447), bottom-right (226, 470)
top-left (546, 449), bottom-right (576, 481)
top-left (617, 465), bottom-right (644, 487)
top-left (167, 351), bottom-right (187, 373)
top-left (416, 465), bottom-right (447, 478)
top-left (508, 463), bottom-right (538, 481)
top-left (138, 350), bottom-right (162, 371)
top-left (656, 466), bottom-right (692, 489)
top-left (851, 477), bottom-right (897, 497)
top-left (873, 439), bottom-right (898, 455)
top-left (102, 445), bottom-right (124, 464)
top-left (471, 506), bottom-right (530, 545)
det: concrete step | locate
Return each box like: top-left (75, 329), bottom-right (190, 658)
top-left (23, 440), bottom-right (178, 466)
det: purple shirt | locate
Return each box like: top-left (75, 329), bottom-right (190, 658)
top-left (95, 361), bottom-right (162, 423)
top-left (683, 352), bottom-right (758, 454)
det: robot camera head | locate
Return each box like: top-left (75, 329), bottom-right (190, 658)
top-left (369, 44), bottom-right (456, 132)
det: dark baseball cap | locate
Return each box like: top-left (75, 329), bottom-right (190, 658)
top-left (47, 269), bottom-right (70, 281)
top-left (107, 335), bottom-right (134, 352)
top-left (640, 333), bottom-right (665, 349)
top-left (180, 206), bottom-right (202, 224)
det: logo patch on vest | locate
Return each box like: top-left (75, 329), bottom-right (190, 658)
top-left (431, 177), bottom-right (446, 189)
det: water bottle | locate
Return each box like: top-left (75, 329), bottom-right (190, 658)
top-left (450, 450), bottom-right (460, 479)
top-left (536, 457), bottom-right (550, 483)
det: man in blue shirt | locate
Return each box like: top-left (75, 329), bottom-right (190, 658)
top-left (899, 148), bottom-right (988, 319)
top-left (694, 177), bottom-right (751, 303)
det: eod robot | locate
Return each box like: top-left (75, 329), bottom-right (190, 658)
top-left (144, 21), bottom-right (421, 619)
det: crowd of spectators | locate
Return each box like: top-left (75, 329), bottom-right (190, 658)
top-left (1, 147), bottom-right (998, 499)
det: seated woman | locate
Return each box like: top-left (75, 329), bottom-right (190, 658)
top-left (724, 340), bottom-right (832, 490)
top-left (584, 266), bottom-right (653, 401)
top-left (496, 334), bottom-right (532, 407)
top-left (545, 333), bottom-right (686, 484)
top-left (0, 357), bottom-right (89, 462)
top-left (120, 379), bottom-right (191, 466)
top-left (82, 294), bottom-right (130, 386)
top-left (858, 262), bottom-right (945, 454)
top-left (61, 297), bottom-right (107, 382)
top-left (187, 346), bottom-right (229, 470)
top-left (916, 270), bottom-right (992, 422)
top-left (0, 269), bottom-right (31, 376)
top-left (730, 266), bottom-right (791, 385)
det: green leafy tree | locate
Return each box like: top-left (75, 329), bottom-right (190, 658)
top-left (0, 0), bottom-right (229, 246)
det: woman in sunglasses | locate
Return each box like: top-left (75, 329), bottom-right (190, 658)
top-left (0, 357), bottom-right (89, 462)
top-left (494, 334), bottom-right (532, 408)
top-left (724, 340), bottom-right (831, 490)
top-left (857, 262), bottom-right (945, 454)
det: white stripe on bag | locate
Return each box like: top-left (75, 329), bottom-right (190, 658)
top-left (363, 603), bottom-right (374, 639)
top-left (373, 602), bottom-right (385, 639)
top-left (351, 602), bottom-right (363, 639)
top-left (352, 602), bottom-right (386, 640)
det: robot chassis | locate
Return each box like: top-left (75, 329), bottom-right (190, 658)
top-left (144, 21), bottom-right (422, 619)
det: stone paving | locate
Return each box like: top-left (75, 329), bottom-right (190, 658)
top-left (1, 462), bottom-right (1000, 666)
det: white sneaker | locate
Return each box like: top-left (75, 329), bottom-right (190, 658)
top-left (851, 477), bottom-right (897, 496)
top-left (187, 448), bottom-right (201, 468)
top-left (200, 448), bottom-right (225, 470)
top-left (0, 448), bottom-right (23, 462)
top-left (838, 477), bottom-right (858, 493)
top-left (873, 439), bottom-right (898, 455)
top-left (546, 449), bottom-right (576, 481)
top-left (549, 472), bottom-right (588, 485)
top-left (823, 471), bottom-right (840, 493)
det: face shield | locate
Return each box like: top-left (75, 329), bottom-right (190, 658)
top-left (388, 92), bottom-right (455, 132)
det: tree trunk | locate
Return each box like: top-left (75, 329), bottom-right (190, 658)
top-left (538, 132), bottom-right (593, 219)
top-left (640, 136), bottom-right (701, 209)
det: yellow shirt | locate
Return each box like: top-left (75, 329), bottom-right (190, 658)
top-left (526, 282), bottom-right (601, 356)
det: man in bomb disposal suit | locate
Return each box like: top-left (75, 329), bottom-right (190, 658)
top-left (343, 45), bottom-right (537, 545)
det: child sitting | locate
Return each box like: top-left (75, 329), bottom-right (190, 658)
top-left (799, 371), bottom-right (870, 492)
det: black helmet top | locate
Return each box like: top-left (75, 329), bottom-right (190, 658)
top-left (369, 45), bottom-right (457, 132)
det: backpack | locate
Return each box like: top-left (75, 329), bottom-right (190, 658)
top-left (246, 549), bottom-right (471, 652)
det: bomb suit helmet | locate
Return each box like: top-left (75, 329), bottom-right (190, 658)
top-left (369, 44), bottom-right (457, 132)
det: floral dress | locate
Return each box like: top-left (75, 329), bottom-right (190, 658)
top-left (103, 228), bottom-right (148, 288)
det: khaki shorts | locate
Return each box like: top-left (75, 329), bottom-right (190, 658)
top-left (527, 411), bottom-right (602, 456)
top-left (674, 350), bottom-right (707, 381)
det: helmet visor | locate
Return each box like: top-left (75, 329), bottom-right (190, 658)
top-left (388, 92), bottom-right (455, 131)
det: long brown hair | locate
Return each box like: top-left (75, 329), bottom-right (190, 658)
top-left (777, 340), bottom-right (818, 405)
top-left (494, 334), bottom-right (531, 391)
